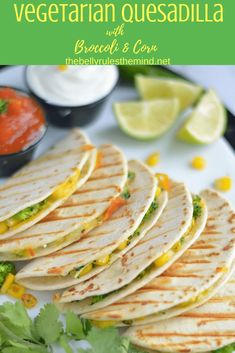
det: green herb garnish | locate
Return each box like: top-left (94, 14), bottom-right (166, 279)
top-left (193, 195), bottom-right (203, 219)
top-left (0, 99), bottom-right (8, 114)
top-left (0, 301), bottom-right (139, 353)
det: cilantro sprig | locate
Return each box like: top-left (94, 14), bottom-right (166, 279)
top-left (0, 301), bottom-right (146, 353)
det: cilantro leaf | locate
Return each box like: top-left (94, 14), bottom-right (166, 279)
top-left (35, 304), bottom-right (63, 344)
top-left (128, 344), bottom-right (149, 353)
top-left (81, 327), bottom-right (130, 353)
top-left (81, 318), bottom-right (92, 336)
top-left (2, 349), bottom-right (46, 353)
top-left (59, 334), bottom-right (74, 353)
top-left (0, 302), bottom-right (34, 340)
top-left (66, 312), bottom-right (85, 339)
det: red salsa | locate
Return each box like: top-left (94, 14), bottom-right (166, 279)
top-left (0, 87), bottom-right (45, 155)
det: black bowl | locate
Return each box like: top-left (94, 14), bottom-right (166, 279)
top-left (25, 66), bottom-right (119, 128)
top-left (0, 86), bottom-right (47, 177)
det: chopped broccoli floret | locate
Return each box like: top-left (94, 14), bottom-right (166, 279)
top-left (121, 188), bottom-right (131, 200)
top-left (193, 195), bottom-right (203, 219)
top-left (128, 171), bottom-right (136, 181)
top-left (91, 294), bottom-right (109, 305)
top-left (0, 262), bottom-right (16, 287)
top-left (91, 288), bottom-right (121, 305)
top-left (10, 199), bottom-right (48, 223)
top-left (142, 199), bottom-right (158, 222)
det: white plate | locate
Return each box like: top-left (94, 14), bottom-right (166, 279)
top-left (0, 66), bottom-right (235, 351)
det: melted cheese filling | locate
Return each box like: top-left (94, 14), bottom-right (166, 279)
top-left (0, 169), bottom-right (81, 236)
top-left (86, 201), bottom-right (204, 308)
top-left (69, 197), bottom-right (159, 279)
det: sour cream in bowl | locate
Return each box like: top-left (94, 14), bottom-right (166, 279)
top-left (26, 65), bottom-right (119, 128)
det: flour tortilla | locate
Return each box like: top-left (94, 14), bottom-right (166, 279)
top-left (58, 182), bottom-right (205, 315)
top-left (126, 271), bottom-right (235, 353)
top-left (0, 129), bottom-right (96, 239)
top-left (85, 190), bottom-right (235, 326)
top-left (2, 144), bottom-right (127, 261)
top-left (16, 160), bottom-right (159, 290)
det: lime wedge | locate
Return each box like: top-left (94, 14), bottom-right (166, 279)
top-left (177, 90), bottom-right (227, 144)
top-left (114, 99), bottom-right (180, 140)
top-left (135, 75), bottom-right (203, 111)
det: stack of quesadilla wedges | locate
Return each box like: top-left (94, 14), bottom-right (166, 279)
top-left (16, 159), bottom-right (167, 289)
top-left (0, 143), bottom-right (127, 260)
top-left (55, 181), bottom-right (208, 315)
top-left (1, 128), bottom-right (234, 353)
top-left (74, 190), bottom-right (235, 332)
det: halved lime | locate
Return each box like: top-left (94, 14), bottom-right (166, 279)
top-left (177, 90), bottom-right (227, 144)
top-left (135, 75), bottom-right (203, 111)
top-left (114, 99), bottom-right (180, 140)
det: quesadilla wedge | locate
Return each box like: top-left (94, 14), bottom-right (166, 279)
top-left (83, 190), bottom-right (235, 327)
top-left (0, 144), bottom-right (127, 261)
top-left (0, 129), bottom-right (96, 239)
top-left (126, 271), bottom-right (235, 353)
top-left (16, 160), bottom-right (161, 290)
top-left (57, 181), bottom-right (207, 317)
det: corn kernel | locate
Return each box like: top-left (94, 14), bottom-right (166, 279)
top-left (21, 293), bottom-right (38, 309)
top-left (191, 156), bottom-right (206, 170)
top-left (92, 320), bottom-right (116, 328)
top-left (155, 187), bottom-right (162, 198)
top-left (146, 152), bottom-right (160, 167)
top-left (156, 173), bottom-right (171, 191)
top-left (172, 240), bottom-right (182, 253)
top-left (6, 217), bottom-right (20, 228)
top-left (216, 266), bottom-right (228, 273)
top-left (117, 240), bottom-right (129, 251)
top-left (154, 250), bottom-right (173, 267)
top-left (214, 177), bottom-right (232, 192)
top-left (1, 273), bottom-right (15, 294)
top-left (94, 254), bottom-right (110, 266)
top-left (7, 283), bottom-right (25, 299)
top-left (78, 263), bottom-right (93, 277)
top-left (0, 222), bottom-right (8, 234)
top-left (58, 65), bottom-right (68, 71)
